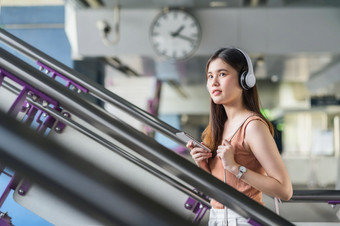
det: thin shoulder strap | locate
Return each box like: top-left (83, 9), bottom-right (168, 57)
top-left (224, 114), bottom-right (256, 216)
top-left (227, 114), bottom-right (256, 143)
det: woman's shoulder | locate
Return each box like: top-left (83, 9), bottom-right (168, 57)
top-left (245, 115), bottom-right (271, 137)
top-left (237, 114), bottom-right (269, 140)
top-left (245, 114), bottom-right (266, 125)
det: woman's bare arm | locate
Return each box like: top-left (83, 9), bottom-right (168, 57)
top-left (236, 120), bottom-right (293, 201)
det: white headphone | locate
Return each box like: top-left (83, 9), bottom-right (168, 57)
top-left (236, 48), bottom-right (256, 90)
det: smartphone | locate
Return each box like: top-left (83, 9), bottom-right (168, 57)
top-left (176, 132), bottom-right (211, 152)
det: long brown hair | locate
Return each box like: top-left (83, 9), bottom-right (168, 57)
top-left (202, 47), bottom-right (274, 152)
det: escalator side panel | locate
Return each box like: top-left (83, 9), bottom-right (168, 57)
top-left (12, 112), bottom-right (194, 224)
top-left (13, 182), bottom-right (100, 225)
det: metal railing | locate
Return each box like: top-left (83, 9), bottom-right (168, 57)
top-left (0, 111), bottom-right (191, 226)
top-left (290, 190), bottom-right (340, 206)
top-left (0, 28), bottom-right (183, 144)
top-left (0, 28), bottom-right (294, 225)
top-left (1, 79), bottom-right (211, 208)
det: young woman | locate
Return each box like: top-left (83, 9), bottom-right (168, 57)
top-left (187, 47), bottom-right (292, 225)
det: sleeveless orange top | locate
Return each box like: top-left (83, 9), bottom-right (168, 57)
top-left (209, 115), bottom-right (267, 209)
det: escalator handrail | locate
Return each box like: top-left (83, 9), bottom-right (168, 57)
top-left (0, 28), bottom-right (184, 144)
top-left (0, 111), bottom-right (191, 226)
top-left (288, 190), bottom-right (340, 202)
top-left (2, 78), bottom-right (211, 207)
top-left (0, 47), bottom-right (294, 226)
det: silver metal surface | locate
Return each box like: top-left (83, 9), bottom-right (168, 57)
top-left (1, 79), bottom-right (211, 207)
top-left (0, 28), bottom-right (184, 144)
top-left (0, 44), bottom-right (293, 225)
top-left (0, 111), bottom-right (190, 226)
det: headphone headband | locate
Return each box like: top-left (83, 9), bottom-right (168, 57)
top-left (236, 48), bottom-right (254, 75)
top-left (236, 48), bottom-right (256, 90)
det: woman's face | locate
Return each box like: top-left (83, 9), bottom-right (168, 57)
top-left (206, 58), bottom-right (242, 105)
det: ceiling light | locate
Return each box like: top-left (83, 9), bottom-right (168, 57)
top-left (250, 0), bottom-right (259, 7)
top-left (210, 1), bottom-right (227, 7)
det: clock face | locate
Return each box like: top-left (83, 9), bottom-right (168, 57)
top-left (150, 10), bottom-right (201, 60)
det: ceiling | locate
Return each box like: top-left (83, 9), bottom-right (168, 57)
top-left (2, 0), bottom-right (340, 98)
top-left (67, 0), bottom-right (340, 98)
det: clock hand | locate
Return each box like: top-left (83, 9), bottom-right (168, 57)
top-left (171, 25), bottom-right (184, 37)
top-left (177, 34), bottom-right (196, 43)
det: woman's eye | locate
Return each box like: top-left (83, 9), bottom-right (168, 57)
top-left (219, 72), bottom-right (226, 77)
top-left (207, 74), bottom-right (213, 79)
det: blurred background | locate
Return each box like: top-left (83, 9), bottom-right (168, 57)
top-left (1, 0), bottom-right (340, 225)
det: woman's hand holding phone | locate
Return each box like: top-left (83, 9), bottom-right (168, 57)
top-left (187, 140), bottom-right (212, 171)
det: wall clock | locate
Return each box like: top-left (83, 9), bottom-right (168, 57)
top-left (150, 9), bottom-right (201, 60)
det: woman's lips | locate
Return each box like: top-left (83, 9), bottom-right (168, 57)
top-left (212, 89), bottom-right (222, 95)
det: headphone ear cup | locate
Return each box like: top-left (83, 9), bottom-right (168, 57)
top-left (245, 72), bottom-right (256, 89)
top-left (240, 71), bottom-right (256, 90)
top-left (240, 71), bottom-right (248, 90)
